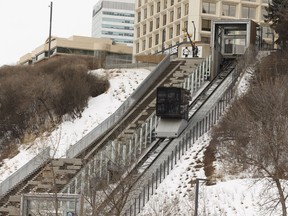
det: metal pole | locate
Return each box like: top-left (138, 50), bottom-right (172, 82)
top-left (183, 28), bottom-right (194, 49)
top-left (194, 178), bottom-right (206, 216)
top-left (162, 29), bottom-right (166, 54)
top-left (48, 1), bottom-right (53, 58)
top-left (192, 21), bottom-right (196, 41)
top-left (194, 179), bottom-right (199, 216)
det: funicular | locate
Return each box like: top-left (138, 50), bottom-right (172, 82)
top-left (211, 19), bottom-right (259, 78)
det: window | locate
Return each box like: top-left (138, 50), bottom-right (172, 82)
top-left (176, 24), bottom-right (180, 35)
top-left (138, 0), bottom-right (141, 7)
top-left (143, 24), bottom-right (146, 35)
top-left (103, 11), bottom-right (134, 17)
top-left (157, 2), bottom-right (161, 13)
top-left (163, 14), bottom-right (167, 25)
top-left (137, 27), bottom-right (140, 37)
top-left (102, 31), bottom-right (134, 37)
top-left (185, 4), bottom-right (189, 15)
top-left (138, 12), bottom-right (141, 22)
top-left (150, 21), bottom-right (153, 32)
top-left (177, 7), bottom-right (181, 19)
top-left (222, 4), bottom-right (236, 17)
top-left (102, 24), bottom-right (133, 30)
top-left (242, 6), bottom-right (256, 19)
top-left (103, 18), bottom-right (134, 24)
top-left (169, 27), bottom-right (173, 39)
top-left (136, 42), bottom-right (139, 53)
top-left (150, 5), bottom-right (154, 16)
top-left (142, 39), bottom-right (146, 50)
top-left (144, 8), bottom-right (147, 19)
top-left (171, 0), bottom-right (174, 6)
top-left (202, 19), bottom-right (211, 31)
top-left (202, 2), bottom-right (216, 14)
top-left (184, 21), bottom-right (188, 30)
top-left (170, 10), bottom-right (174, 22)
top-left (156, 17), bottom-right (160, 28)
top-left (155, 33), bottom-right (159, 45)
top-left (149, 37), bottom-right (152, 48)
top-left (164, 0), bottom-right (167, 9)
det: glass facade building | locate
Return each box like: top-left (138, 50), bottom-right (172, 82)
top-left (92, 0), bottom-right (135, 46)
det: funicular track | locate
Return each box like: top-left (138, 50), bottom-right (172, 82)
top-left (0, 57), bottom-right (204, 215)
top-left (94, 59), bottom-right (237, 215)
top-left (81, 60), bottom-right (186, 161)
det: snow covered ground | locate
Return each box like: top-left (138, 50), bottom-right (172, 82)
top-left (0, 68), bottom-right (151, 182)
top-left (0, 57), bottom-right (286, 215)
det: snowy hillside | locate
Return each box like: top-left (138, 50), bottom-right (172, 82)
top-left (0, 68), bottom-right (151, 183)
top-left (0, 58), bottom-right (286, 215)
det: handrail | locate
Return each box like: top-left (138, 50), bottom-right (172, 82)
top-left (65, 54), bottom-right (171, 158)
top-left (0, 147), bottom-right (51, 199)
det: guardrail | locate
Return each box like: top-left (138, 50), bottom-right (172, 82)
top-left (0, 55), bottom-right (170, 205)
top-left (0, 147), bottom-right (51, 199)
top-left (66, 54), bottom-right (170, 158)
top-left (122, 65), bottom-right (241, 215)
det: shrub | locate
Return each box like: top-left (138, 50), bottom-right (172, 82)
top-left (0, 56), bottom-right (109, 158)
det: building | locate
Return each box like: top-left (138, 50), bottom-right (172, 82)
top-left (134, 0), bottom-right (274, 55)
top-left (92, 0), bottom-right (135, 46)
top-left (18, 35), bottom-right (132, 67)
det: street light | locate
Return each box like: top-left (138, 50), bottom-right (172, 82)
top-left (192, 21), bottom-right (196, 41)
top-left (162, 29), bottom-right (166, 54)
top-left (48, 1), bottom-right (53, 58)
top-left (182, 27), bottom-right (194, 49)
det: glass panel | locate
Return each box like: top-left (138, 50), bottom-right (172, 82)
top-left (163, 14), bottom-right (167, 25)
top-left (170, 10), bottom-right (174, 22)
top-left (169, 27), bottom-right (173, 39)
top-left (202, 2), bottom-right (216, 14)
top-left (222, 4), bottom-right (236, 17)
top-left (202, 19), bottom-right (211, 31)
top-left (242, 7), bottom-right (256, 19)
top-left (177, 7), bottom-right (181, 19)
top-left (157, 2), bottom-right (160, 12)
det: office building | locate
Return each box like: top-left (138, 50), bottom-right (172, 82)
top-left (92, 0), bottom-right (135, 46)
top-left (18, 35), bottom-right (132, 67)
top-left (134, 0), bottom-right (273, 55)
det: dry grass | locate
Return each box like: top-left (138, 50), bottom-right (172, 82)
top-left (0, 56), bottom-right (109, 161)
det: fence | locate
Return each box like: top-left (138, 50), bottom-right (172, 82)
top-left (66, 54), bottom-right (170, 158)
top-left (122, 65), bottom-right (240, 216)
top-left (0, 147), bottom-right (51, 199)
top-left (61, 55), bottom-right (212, 197)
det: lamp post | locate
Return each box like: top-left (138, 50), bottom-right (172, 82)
top-left (182, 27), bottom-right (194, 49)
top-left (48, 1), bottom-right (53, 58)
top-left (162, 29), bottom-right (166, 54)
top-left (192, 21), bottom-right (196, 41)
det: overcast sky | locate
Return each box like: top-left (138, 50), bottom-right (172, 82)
top-left (0, 0), bottom-right (99, 67)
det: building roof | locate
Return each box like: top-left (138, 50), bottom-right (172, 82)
top-left (18, 35), bottom-right (132, 65)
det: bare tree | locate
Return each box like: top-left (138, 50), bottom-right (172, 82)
top-left (141, 196), bottom-right (180, 216)
top-left (212, 75), bottom-right (288, 216)
top-left (265, 0), bottom-right (288, 50)
top-left (83, 141), bottom-right (139, 216)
